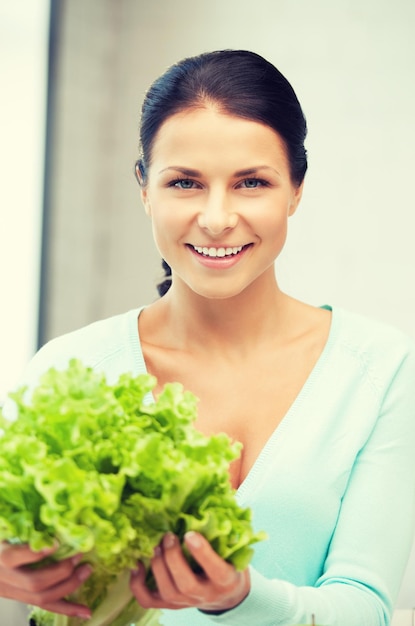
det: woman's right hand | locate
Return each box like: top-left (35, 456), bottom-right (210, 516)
top-left (0, 542), bottom-right (92, 620)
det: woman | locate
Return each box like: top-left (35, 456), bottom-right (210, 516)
top-left (1, 50), bottom-right (414, 626)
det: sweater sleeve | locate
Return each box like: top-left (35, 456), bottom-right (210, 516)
top-left (206, 345), bottom-right (415, 626)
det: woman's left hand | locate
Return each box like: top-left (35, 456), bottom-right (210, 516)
top-left (130, 531), bottom-right (250, 613)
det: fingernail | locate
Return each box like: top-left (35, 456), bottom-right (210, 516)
top-left (71, 553), bottom-right (83, 566)
top-left (184, 531), bottom-right (201, 548)
top-left (163, 532), bottom-right (177, 549)
top-left (153, 545), bottom-right (162, 558)
top-left (77, 564), bottom-right (92, 582)
top-left (76, 609), bottom-right (92, 620)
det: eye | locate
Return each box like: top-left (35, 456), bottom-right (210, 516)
top-left (238, 178), bottom-right (269, 189)
top-left (169, 178), bottom-right (199, 189)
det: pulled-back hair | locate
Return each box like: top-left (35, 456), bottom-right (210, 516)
top-left (135, 50), bottom-right (308, 295)
top-left (137, 49), bottom-right (307, 186)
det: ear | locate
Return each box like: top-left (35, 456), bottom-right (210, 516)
top-left (140, 186), bottom-right (152, 217)
top-left (135, 162), bottom-right (152, 216)
top-left (288, 181), bottom-right (304, 216)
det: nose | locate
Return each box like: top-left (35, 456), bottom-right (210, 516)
top-left (197, 190), bottom-right (238, 235)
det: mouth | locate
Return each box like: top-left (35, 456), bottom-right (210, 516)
top-left (188, 244), bottom-right (250, 258)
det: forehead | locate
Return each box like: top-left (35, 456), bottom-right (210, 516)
top-left (149, 107), bottom-right (289, 170)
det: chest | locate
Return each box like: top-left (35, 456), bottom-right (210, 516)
top-left (142, 345), bottom-right (321, 488)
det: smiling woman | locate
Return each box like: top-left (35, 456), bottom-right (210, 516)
top-left (135, 50), bottom-right (306, 302)
top-left (136, 106), bottom-right (302, 301)
top-left (1, 49), bottom-right (415, 626)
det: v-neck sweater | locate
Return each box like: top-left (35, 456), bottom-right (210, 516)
top-left (8, 306), bottom-right (415, 626)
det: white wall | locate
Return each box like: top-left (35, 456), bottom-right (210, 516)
top-left (0, 1), bottom-right (48, 617)
top-left (0, 0), bottom-right (49, 403)
top-left (270, 1), bottom-right (415, 338)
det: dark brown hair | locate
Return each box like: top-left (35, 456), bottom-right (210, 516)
top-left (135, 49), bottom-right (308, 296)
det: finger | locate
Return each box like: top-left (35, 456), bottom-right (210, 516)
top-left (36, 599), bottom-right (92, 620)
top-left (0, 562), bottom-right (92, 610)
top-left (151, 540), bottom-right (191, 605)
top-left (0, 542), bottom-right (57, 569)
top-left (159, 533), bottom-right (204, 599)
top-left (130, 563), bottom-right (168, 610)
top-left (184, 532), bottom-right (236, 583)
top-left (29, 561), bottom-right (92, 601)
top-left (5, 554), bottom-right (84, 592)
top-left (25, 595), bottom-right (91, 620)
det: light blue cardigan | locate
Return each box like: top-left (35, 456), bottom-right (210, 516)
top-left (8, 306), bottom-right (415, 626)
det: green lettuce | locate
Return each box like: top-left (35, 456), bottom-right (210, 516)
top-left (0, 359), bottom-right (265, 626)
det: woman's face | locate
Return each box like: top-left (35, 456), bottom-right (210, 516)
top-left (140, 107), bottom-right (303, 300)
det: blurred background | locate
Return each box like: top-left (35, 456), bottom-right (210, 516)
top-left (0, 0), bottom-right (414, 622)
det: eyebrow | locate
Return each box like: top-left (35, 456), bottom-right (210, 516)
top-left (158, 165), bottom-right (280, 177)
top-left (233, 166), bottom-right (280, 177)
top-left (159, 166), bottom-right (201, 176)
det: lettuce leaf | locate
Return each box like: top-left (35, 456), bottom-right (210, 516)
top-left (0, 359), bottom-right (266, 626)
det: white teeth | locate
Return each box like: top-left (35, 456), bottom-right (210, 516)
top-left (192, 245), bottom-right (243, 258)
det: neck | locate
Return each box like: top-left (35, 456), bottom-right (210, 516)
top-left (157, 273), bottom-right (292, 354)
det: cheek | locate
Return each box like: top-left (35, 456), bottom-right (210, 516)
top-left (148, 191), bottom-right (195, 238)
top-left (149, 209), bottom-right (183, 260)
top-left (259, 207), bottom-right (290, 257)
top-left (151, 205), bottom-right (180, 233)
top-left (261, 204), bottom-right (290, 235)
top-left (270, 223), bottom-right (289, 253)
top-left (151, 217), bottom-right (168, 250)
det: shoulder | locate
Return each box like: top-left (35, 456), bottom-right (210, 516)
top-left (19, 308), bottom-right (144, 389)
top-left (2, 308), bottom-right (147, 420)
top-left (332, 306), bottom-right (415, 393)
top-left (334, 307), bottom-right (414, 356)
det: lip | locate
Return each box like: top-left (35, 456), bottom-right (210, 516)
top-left (186, 243), bottom-right (252, 268)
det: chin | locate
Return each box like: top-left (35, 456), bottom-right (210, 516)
top-left (174, 271), bottom-right (266, 301)
top-left (191, 284), bottom-right (250, 301)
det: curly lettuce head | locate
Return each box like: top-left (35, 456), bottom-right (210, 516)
top-left (0, 359), bottom-right (266, 625)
